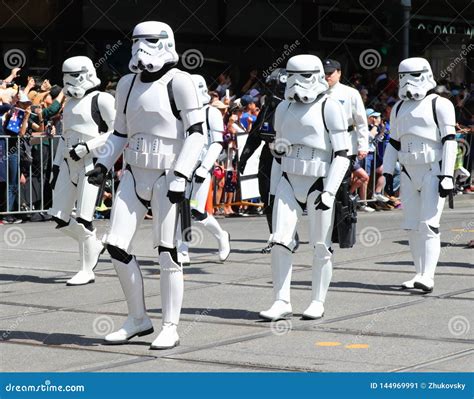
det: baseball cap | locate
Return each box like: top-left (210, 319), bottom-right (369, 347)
top-left (241, 94), bottom-right (256, 107)
top-left (323, 59), bottom-right (341, 74)
top-left (366, 108), bottom-right (381, 117)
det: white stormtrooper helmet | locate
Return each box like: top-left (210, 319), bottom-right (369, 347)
top-left (191, 74), bottom-right (211, 105)
top-left (129, 21), bottom-right (179, 73)
top-left (285, 55), bottom-right (328, 103)
top-left (62, 56), bottom-right (100, 98)
top-left (398, 57), bottom-right (436, 101)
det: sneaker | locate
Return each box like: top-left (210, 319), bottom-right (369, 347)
top-left (2, 215), bottom-right (23, 224)
top-left (359, 205), bottom-right (375, 213)
top-left (373, 192), bottom-right (389, 202)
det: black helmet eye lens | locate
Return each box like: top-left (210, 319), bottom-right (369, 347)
top-left (410, 72), bottom-right (421, 77)
top-left (146, 38), bottom-right (159, 44)
top-left (69, 73), bottom-right (80, 78)
top-left (301, 73), bottom-right (312, 78)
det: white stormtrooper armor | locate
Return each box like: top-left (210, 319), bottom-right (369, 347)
top-left (87, 21), bottom-right (205, 350)
top-left (178, 75), bottom-right (230, 264)
top-left (383, 57), bottom-right (457, 292)
top-left (48, 56), bottom-right (115, 286)
top-left (260, 55), bottom-right (350, 321)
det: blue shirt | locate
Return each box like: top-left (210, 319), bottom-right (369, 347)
top-left (240, 112), bottom-right (257, 130)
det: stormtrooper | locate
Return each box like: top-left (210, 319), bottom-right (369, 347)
top-left (86, 21), bottom-right (205, 349)
top-left (48, 56), bottom-right (115, 286)
top-left (260, 55), bottom-right (350, 321)
top-left (239, 68), bottom-right (298, 254)
top-left (177, 74), bottom-right (230, 264)
top-left (383, 57), bottom-right (457, 292)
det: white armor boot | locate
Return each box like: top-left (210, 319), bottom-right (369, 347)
top-left (402, 230), bottom-right (423, 289)
top-left (60, 219), bottom-right (104, 285)
top-left (105, 257), bottom-right (154, 344)
top-left (303, 243), bottom-right (332, 319)
top-left (414, 222), bottom-right (440, 292)
top-left (197, 215), bottom-right (230, 261)
top-left (260, 245), bottom-right (293, 320)
top-left (150, 252), bottom-right (183, 349)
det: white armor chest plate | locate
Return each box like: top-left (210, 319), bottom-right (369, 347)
top-left (123, 71), bottom-right (187, 170)
top-left (394, 96), bottom-right (442, 166)
top-left (125, 71), bottom-right (184, 140)
top-left (280, 101), bottom-right (331, 150)
top-left (278, 100), bottom-right (332, 177)
top-left (62, 92), bottom-right (100, 147)
top-left (394, 95), bottom-right (440, 142)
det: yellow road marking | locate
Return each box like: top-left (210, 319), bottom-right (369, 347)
top-left (315, 341), bottom-right (342, 347)
top-left (345, 344), bottom-right (369, 349)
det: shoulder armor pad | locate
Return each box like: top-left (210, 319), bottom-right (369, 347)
top-left (171, 70), bottom-right (201, 111)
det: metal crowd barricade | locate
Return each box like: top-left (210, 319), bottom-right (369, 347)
top-left (0, 134), bottom-right (58, 216)
top-left (0, 134), bottom-right (121, 218)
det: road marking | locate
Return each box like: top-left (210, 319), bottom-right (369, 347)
top-left (315, 341), bottom-right (342, 347)
top-left (345, 343), bottom-right (369, 349)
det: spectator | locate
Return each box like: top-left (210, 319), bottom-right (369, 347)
top-left (360, 108), bottom-right (389, 209)
top-left (240, 95), bottom-right (258, 131)
top-left (1, 91), bottom-right (32, 223)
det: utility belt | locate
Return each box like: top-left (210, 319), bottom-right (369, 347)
top-left (281, 145), bottom-right (330, 177)
top-left (124, 133), bottom-right (180, 170)
top-left (398, 148), bottom-right (441, 165)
